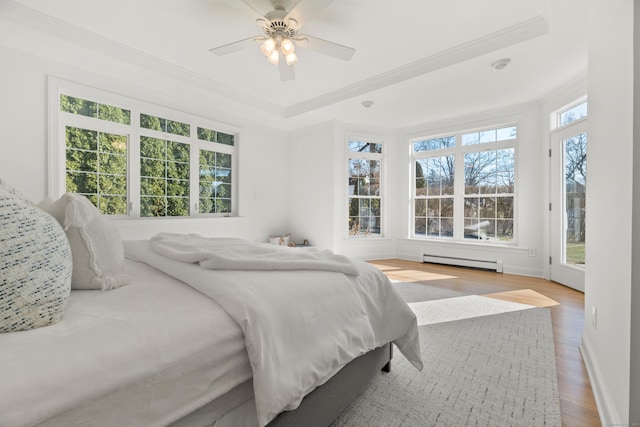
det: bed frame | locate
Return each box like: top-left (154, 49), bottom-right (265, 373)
top-left (269, 343), bottom-right (393, 426)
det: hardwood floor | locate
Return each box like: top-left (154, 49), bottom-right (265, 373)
top-left (368, 259), bottom-right (601, 427)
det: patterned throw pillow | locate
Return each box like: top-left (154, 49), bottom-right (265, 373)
top-left (44, 193), bottom-right (130, 291)
top-left (0, 184), bottom-right (72, 332)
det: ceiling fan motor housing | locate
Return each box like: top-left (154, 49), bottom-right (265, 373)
top-left (263, 9), bottom-right (298, 39)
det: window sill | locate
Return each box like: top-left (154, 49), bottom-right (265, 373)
top-left (400, 237), bottom-right (529, 254)
top-left (343, 236), bottom-right (392, 242)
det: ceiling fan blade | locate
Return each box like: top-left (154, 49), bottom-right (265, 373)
top-left (236, 0), bottom-right (270, 24)
top-left (295, 35), bottom-right (355, 61)
top-left (278, 60), bottom-right (295, 81)
top-left (209, 37), bottom-right (262, 56)
top-left (285, 0), bottom-right (335, 29)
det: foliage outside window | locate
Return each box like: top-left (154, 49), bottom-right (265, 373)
top-left (347, 140), bottom-right (383, 236)
top-left (412, 125), bottom-right (517, 243)
top-left (59, 93), bottom-right (236, 217)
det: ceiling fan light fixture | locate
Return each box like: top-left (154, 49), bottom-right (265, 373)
top-left (260, 38), bottom-right (276, 56)
top-left (267, 50), bottom-right (280, 65)
top-left (281, 38), bottom-right (295, 53)
top-left (285, 52), bottom-right (298, 65)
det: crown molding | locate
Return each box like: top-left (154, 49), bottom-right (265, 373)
top-left (284, 15), bottom-right (549, 118)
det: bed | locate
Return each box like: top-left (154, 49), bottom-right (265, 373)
top-left (0, 187), bottom-right (422, 427)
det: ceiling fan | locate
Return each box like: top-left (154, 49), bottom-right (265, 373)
top-left (210, 0), bottom-right (355, 81)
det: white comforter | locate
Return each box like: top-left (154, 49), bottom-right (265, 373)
top-left (126, 235), bottom-right (422, 427)
top-left (150, 233), bottom-right (359, 276)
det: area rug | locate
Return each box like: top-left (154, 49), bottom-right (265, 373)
top-left (331, 282), bottom-right (562, 427)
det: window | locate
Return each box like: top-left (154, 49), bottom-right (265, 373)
top-left (55, 83), bottom-right (237, 218)
top-left (347, 140), bottom-right (383, 236)
top-left (411, 125), bottom-right (517, 243)
top-left (558, 100), bottom-right (587, 128)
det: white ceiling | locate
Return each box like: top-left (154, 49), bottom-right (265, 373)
top-left (1, 0), bottom-right (588, 131)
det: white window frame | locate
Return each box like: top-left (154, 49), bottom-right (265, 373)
top-left (550, 96), bottom-right (588, 131)
top-left (410, 124), bottom-right (518, 244)
top-left (345, 135), bottom-right (385, 238)
top-left (48, 77), bottom-right (239, 218)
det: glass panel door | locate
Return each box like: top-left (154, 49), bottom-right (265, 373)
top-left (563, 133), bottom-right (587, 268)
top-left (550, 121), bottom-right (586, 291)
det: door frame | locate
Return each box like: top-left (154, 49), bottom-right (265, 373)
top-left (549, 118), bottom-right (587, 292)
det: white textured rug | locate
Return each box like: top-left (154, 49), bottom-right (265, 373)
top-left (331, 282), bottom-right (561, 427)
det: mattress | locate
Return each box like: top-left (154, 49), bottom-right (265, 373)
top-left (0, 259), bottom-right (252, 427)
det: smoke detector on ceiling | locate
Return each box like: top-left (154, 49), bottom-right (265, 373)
top-left (491, 58), bottom-right (511, 70)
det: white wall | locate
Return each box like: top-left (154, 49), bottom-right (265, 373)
top-left (394, 103), bottom-right (546, 277)
top-left (580, 1), bottom-right (636, 425)
top-left (286, 122), bottom-right (336, 251)
top-left (286, 121), bottom-right (398, 259)
top-left (0, 44), bottom-right (289, 243)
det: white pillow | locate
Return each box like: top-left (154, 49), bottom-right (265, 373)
top-left (44, 193), bottom-right (130, 291)
top-left (269, 233), bottom-right (290, 246)
top-left (0, 184), bottom-right (72, 332)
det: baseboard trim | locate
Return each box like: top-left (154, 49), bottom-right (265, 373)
top-left (579, 333), bottom-right (622, 426)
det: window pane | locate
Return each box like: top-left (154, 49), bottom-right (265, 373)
top-left (349, 141), bottom-right (382, 153)
top-left (465, 151), bottom-right (497, 194)
top-left (199, 149), bottom-right (233, 214)
top-left (140, 114), bottom-right (165, 131)
top-left (67, 149), bottom-right (97, 173)
top-left (66, 126), bottom-right (97, 151)
top-left (413, 136), bottom-right (455, 152)
top-left (369, 179), bottom-right (380, 196)
top-left (441, 198), bottom-right (453, 217)
top-left (463, 127), bottom-right (513, 146)
top-left (479, 130), bottom-right (496, 143)
top-left (140, 138), bottom-right (190, 217)
top-left (415, 199), bottom-right (426, 217)
top-left (97, 104), bottom-right (131, 125)
top-left (140, 113), bottom-right (190, 137)
top-left (564, 133), bottom-right (587, 266)
top-left (198, 127), bottom-right (234, 146)
top-left (167, 196), bottom-right (189, 216)
top-left (167, 120), bottom-right (190, 137)
top-left (61, 95), bottom-right (97, 117)
top-left (559, 101), bottom-right (587, 127)
top-left (497, 126), bottom-right (517, 141)
top-left (479, 197), bottom-right (496, 219)
top-left (65, 126), bottom-right (127, 215)
top-left (427, 198), bottom-right (439, 217)
top-left (462, 132), bottom-right (480, 146)
top-left (497, 220), bottom-right (514, 240)
top-left (496, 148), bottom-right (514, 172)
top-left (197, 127), bottom-right (217, 142)
top-left (66, 171), bottom-right (97, 194)
top-left (217, 132), bottom-right (235, 146)
top-left (425, 156), bottom-right (454, 196)
top-left (141, 196), bottom-right (166, 217)
top-left (349, 159), bottom-right (369, 177)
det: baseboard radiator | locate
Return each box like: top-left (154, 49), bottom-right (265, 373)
top-left (423, 254), bottom-right (503, 273)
